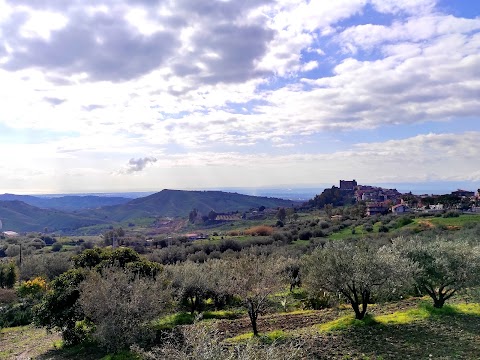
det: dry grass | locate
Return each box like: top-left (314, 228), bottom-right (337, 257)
top-left (244, 225), bottom-right (274, 236)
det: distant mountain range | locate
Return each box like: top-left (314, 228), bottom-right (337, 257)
top-left (0, 189), bottom-right (298, 233)
top-left (0, 194), bottom-right (130, 211)
top-left (0, 200), bottom-right (109, 232)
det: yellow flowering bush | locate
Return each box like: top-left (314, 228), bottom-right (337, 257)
top-left (17, 277), bottom-right (47, 298)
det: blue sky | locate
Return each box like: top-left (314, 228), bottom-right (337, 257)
top-left (0, 0), bottom-right (479, 194)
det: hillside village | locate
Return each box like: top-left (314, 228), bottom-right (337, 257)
top-left (335, 180), bottom-right (480, 216)
top-left (1, 183), bottom-right (480, 237)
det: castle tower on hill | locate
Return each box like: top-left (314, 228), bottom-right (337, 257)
top-left (339, 179), bottom-right (357, 191)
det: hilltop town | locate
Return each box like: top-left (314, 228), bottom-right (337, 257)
top-left (320, 179), bottom-right (480, 216)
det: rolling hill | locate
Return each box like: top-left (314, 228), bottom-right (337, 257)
top-left (0, 190), bottom-right (298, 233)
top-left (0, 200), bottom-right (110, 233)
top-left (0, 194), bottom-right (130, 211)
top-left (82, 189), bottom-right (298, 221)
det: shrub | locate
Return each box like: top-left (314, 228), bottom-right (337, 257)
top-left (319, 221), bottom-right (330, 229)
top-left (0, 301), bottom-right (34, 328)
top-left (298, 230), bottom-right (313, 241)
top-left (272, 232), bottom-right (287, 243)
top-left (17, 277), bottom-right (47, 299)
top-left (304, 292), bottom-right (333, 310)
top-left (135, 325), bottom-right (307, 359)
top-left (245, 226), bottom-right (274, 236)
top-left (20, 253), bottom-right (71, 281)
top-left (51, 243), bottom-right (63, 252)
top-left (363, 224), bottom-right (373, 232)
top-left (312, 229), bottom-right (325, 238)
top-left (378, 225), bottom-right (389, 233)
top-left (443, 210), bottom-right (460, 218)
top-left (0, 288), bottom-right (17, 305)
top-left (0, 262), bottom-right (17, 289)
top-left (397, 217), bottom-right (414, 227)
top-left (219, 239), bottom-right (242, 253)
top-left (79, 268), bottom-right (172, 352)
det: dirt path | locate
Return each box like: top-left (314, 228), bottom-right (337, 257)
top-left (0, 326), bottom-right (60, 360)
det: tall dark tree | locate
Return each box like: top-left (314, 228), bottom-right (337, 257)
top-left (276, 208), bottom-right (287, 223)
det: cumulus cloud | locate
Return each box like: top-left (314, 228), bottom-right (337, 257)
top-left (145, 131), bottom-right (480, 185)
top-left (2, 9), bottom-right (179, 82)
top-left (0, 0), bottom-right (479, 192)
top-left (121, 156), bottom-right (157, 174)
top-left (0, 0), bottom-right (276, 85)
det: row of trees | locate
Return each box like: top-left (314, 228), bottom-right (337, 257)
top-left (31, 234), bottom-right (480, 352)
top-left (303, 237), bottom-right (480, 319)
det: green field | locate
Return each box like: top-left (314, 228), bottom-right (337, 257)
top-left (327, 214), bottom-right (480, 240)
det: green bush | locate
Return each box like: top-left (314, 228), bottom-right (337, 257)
top-left (443, 211), bottom-right (460, 218)
top-left (0, 301), bottom-right (34, 327)
top-left (397, 217), bottom-right (414, 227)
top-left (0, 262), bottom-right (17, 289)
top-left (51, 243), bottom-right (63, 252)
top-left (298, 230), bottom-right (313, 240)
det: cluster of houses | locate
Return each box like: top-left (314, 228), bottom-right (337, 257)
top-left (340, 180), bottom-right (480, 216)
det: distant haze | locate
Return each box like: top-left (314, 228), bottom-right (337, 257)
top-left (15, 180), bottom-right (480, 202)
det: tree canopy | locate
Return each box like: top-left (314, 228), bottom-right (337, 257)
top-left (303, 242), bottom-right (415, 319)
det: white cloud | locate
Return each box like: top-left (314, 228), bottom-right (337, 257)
top-left (336, 15), bottom-right (480, 53)
top-left (0, 0), bottom-right (478, 192)
top-left (370, 0), bottom-right (436, 15)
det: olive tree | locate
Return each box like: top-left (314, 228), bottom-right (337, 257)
top-left (202, 259), bottom-right (236, 310)
top-left (303, 242), bottom-right (415, 320)
top-left (230, 254), bottom-right (284, 336)
top-left (169, 261), bottom-right (210, 315)
top-left (79, 267), bottom-right (172, 352)
top-left (396, 237), bottom-right (480, 308)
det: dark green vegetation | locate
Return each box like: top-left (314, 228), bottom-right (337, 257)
top-left (1, 190), bottom-right (480, 359)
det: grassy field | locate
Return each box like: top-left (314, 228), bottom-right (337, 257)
top-left (426, 214), bottom-right (480, 227)
top-left (328, 214), bottom-right (480, 241)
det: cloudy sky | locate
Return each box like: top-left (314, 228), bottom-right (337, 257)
top-left (0, 0), bottom-right (479, 194)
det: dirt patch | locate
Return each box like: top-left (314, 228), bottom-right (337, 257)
top-left (446, 225), bottom-right (461, 231)
top-left (418, 220), bottom-right (434, 229)
top-left (215, 309), bottom-right (342, 338)
top-left (0, 326), bottom-right (60, 360)
top-left (215, 298), bottom-right (422, 339)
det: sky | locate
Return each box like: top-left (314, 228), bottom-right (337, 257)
top-left (0, 0), bottom-right (479, 194)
